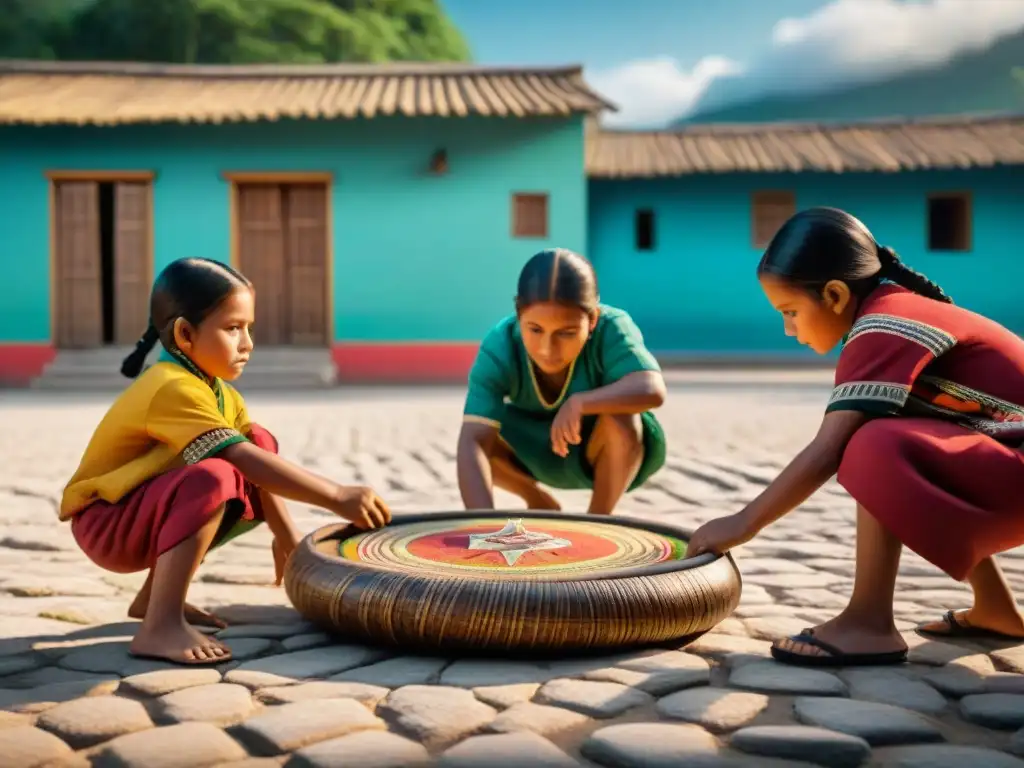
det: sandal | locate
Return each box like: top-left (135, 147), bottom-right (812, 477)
top-left (915, 609), bottom-right (1024, 641)
top-left (771, 629), bottom-right (908, 668)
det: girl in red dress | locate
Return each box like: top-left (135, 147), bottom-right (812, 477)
top-left (688, 207), bottom-right (1024, 667)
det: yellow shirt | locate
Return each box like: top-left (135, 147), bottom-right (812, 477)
top-left (60, 362), bottom-right (251, 521)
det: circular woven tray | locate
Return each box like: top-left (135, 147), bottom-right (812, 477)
top-left (283, 511), bottom-right (742, 654)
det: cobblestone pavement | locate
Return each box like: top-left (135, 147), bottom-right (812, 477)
top-left (1, 379), bottom-right (1023, 768)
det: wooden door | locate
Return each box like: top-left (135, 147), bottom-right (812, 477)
top-left (54, 182), bottom-right (102, 348)
top-left (113, 182), bottom-right (152, 344)
top-left (237, 184), bottom-right (287, 345)
top-left (283, 184), bottom-right (328, 346)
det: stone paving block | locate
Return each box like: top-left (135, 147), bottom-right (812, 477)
top-left (793, 696), bottom-right (944, 746)
top-left (486, 701), bottom-right (592, 736)
top-left (729, 660), bottom-right (848, 696)
top-left (729, 725), bottom-right (871, 768)
top-left (156, 683), bottom-right (256, 725)
top-left (438, 731), bottom-right (581, 768)
top-left (3, 665), bottom-right (112, 689)
top-left (959, 693), bottom-right (1024, 729)
top-left (581, 722), bottom-right (721, 768)
top-left (118, 667), bottom-right (223, 698)
top-left (0, 654), bottom-right (43, 678)
top-left (377, 685), bottom-right (497, 749)
top-left (0, 676), bottom-right (120, 713)
top-left (0, 725), bottom-right (73, 768)
top-left (471, 683), bottom-right (540, 709)
top-left (657, 687), bottom-right (770, 733)
top-left (280, 633), bottom-right (332, 652)
top-left (233, 697), bottom-right (384, 755)
top-left (332, 656), bottom-right (448, 687)
top-left (993, 646), bottom-right (1024, 674)
top-left (225, 646), bottom-right (389, 688)
top-left (439, 660), bottom-right (552, 687)
top-left (254, 680), bottom-right (388, 708)
top-left (874, 744), bottom-right (1024, 767)
top-left (92, 721), bottom-right (248, 768)
top-left (837, 668), bottom-right (947, 714)
top-left (216, 623), bottom-right (319, 640)
top-left (36, 694), bottom-right (153, 749)
top-left (56, 641), bottom-right (180, 677)
top-left (286, 730), bottom-right (432, 768)
top-left (534, 678), bottom-right (653, 718)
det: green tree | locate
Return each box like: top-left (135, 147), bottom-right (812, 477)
top-left (0, 0), bottom-right (471, 64)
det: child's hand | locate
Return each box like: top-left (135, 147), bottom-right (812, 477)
top-left (331, 485), bottom-right (392, 529)
top-left (687, 513), bottom-right (756, 557)
top-left (551, 395), bottom-right (584, 457)
top-left (272, 535), bottom-right (298, 587)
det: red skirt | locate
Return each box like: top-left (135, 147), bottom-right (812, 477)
top-left (71, 424), bottom-right (279, 574)
top-left (838, 417), bottom-right (1024, 581)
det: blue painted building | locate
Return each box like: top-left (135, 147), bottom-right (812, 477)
top-left (1, 60), bottom-right (1023, 384)
top-left (587, 119), bottom-right (1024, 358)
top-left (0, 60), bottom-right (605, 383)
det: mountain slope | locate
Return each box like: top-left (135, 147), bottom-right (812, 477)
top-left (676, 29), bottom-right (1024, 125)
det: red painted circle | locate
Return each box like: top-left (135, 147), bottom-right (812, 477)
top-left (405, 524), bottom-right (619, 570)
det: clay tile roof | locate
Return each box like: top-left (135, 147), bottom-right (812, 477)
top-left (0, 59), bottom-right (615, 125)
top-left (585, 113), bottom-right (1024, 176)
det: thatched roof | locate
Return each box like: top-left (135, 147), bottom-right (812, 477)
top-left (0, 59), bottom-right (614, 125)
top-left (586, 113), bottom-right (1024, 176)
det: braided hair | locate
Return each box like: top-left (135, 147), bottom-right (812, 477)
top-left (875, 245), bottom-right (952, 303)
top-left (757, 206), bottom-right (953, 304)
top-left (121, 258), bottom-right (253, 378)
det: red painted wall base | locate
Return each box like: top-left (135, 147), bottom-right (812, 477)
top-left (331, 342), bottom-right (478, 383)
top-left (0, 344), bottom-right (56, 385)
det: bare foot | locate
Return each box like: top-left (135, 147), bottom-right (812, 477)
top-left (918, 608), bottom-right (1024, 639)
top-left (773, 614), bottom-right (908, 660)
top-left (128, 591), bottom-right (228, 629)
top-left (130, 620), bottom-right (232, 665)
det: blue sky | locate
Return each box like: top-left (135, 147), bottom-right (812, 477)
top-left (440, 0), bottom-right (1024, 128)
top-left (442, 0), bottom-right (827, 72)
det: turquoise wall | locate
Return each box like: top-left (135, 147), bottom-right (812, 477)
top-left (0, 116), bottom-right (587, 344)
top-left (589, 168), bottom-right (1024, 357)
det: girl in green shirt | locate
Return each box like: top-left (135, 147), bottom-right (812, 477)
top-left (457, 248), bottom-right (668, 515)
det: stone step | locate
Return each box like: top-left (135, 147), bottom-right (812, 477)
top-left (33, 348), bottom-right (338, 391)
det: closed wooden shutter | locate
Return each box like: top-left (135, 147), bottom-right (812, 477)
top-left (113, 182), bottom-right (152, 344)
top-left (238, 185), bottom-right (287, 346)
top-left (283, 184), bottom-right (328, 346)
top-left (54, 182), bottom-right (102, 348)
top-left (512, 193), bottom-right (549, 238)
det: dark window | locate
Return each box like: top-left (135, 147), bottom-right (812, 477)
top-left (927, 193), bottom-right (971, 252)
top-left (635, 209), bottom-right (655, 251)
top-left (751, 191), bottom-right (796, 248)
top-left (511, 193), bottom-right (548, 238)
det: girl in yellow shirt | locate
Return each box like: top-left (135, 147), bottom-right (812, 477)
top-left (62, 258), bottom-right (391, 666)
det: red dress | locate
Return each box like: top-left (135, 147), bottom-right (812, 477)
top-left (833, 284), bottom-right (1024, 581)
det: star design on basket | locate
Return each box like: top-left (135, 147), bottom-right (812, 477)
top-left (466, 519), bottom-right (571, 566)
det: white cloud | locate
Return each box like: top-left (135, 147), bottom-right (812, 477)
top-left (589, 55), bottom-right (743, 129)
top-left (591, 0), bottom-right (1024, 128)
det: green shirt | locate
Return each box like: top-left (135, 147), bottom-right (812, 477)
top-left (463, 305), bottom-right (661, 427)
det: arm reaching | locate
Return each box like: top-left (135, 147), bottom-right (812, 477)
top-left (220, 441), bottom-right (391, 530)
top-left (688, 410), bottom-right (867, 557)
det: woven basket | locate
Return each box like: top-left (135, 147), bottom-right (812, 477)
top-left (283, 510), bottom-right (742, 654)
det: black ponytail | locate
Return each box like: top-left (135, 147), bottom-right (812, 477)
top-left (120, 257), bottom-right (253, 379)
top-left (758, 207), bottom-right (953, 304)
top-left (120, 323), bottom-right (160, 378)
top-left (876, 246), bottom-right (953, 304)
